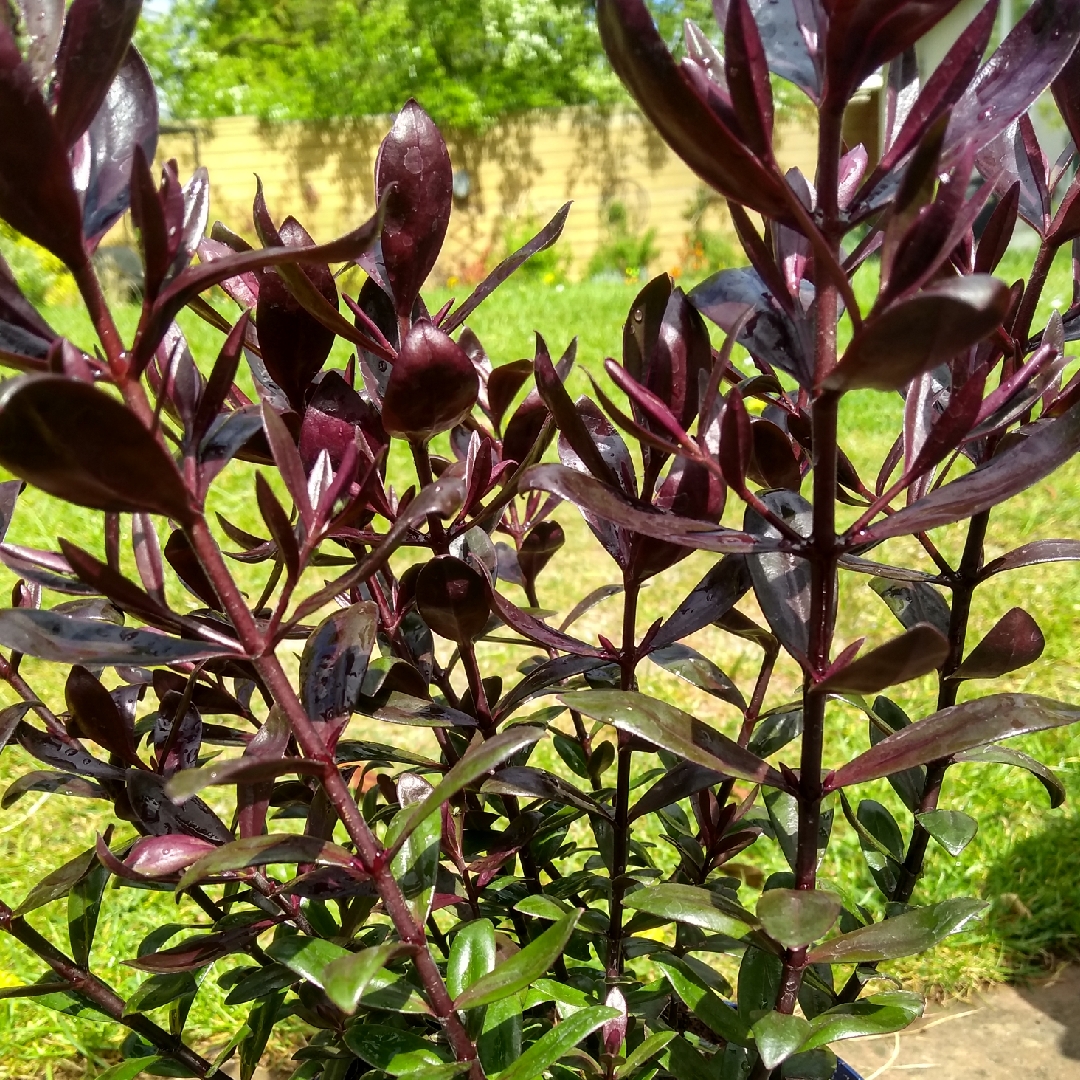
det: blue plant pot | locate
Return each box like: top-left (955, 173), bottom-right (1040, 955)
top-left (835, 1061), bottom-right (863, 1080)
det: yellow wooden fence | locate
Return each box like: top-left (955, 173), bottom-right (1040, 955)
top-left (156, 103), bottom-right (876, 282)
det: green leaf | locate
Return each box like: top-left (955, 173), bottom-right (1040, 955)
top-left (757, 889), bottom-right (841, 949)
top-left (265, 934), bottom-right (349, 987)
top-left (479, 991), bottom-right (523, 1073)
top-left (390, 777), bottom-right (441, 926)
top-left (752, 1012), bottom-right (811, 1070)
top-left (514, 895), bottom-right (571, 921)
top-left (809, 899), bottom-right (988, 964)
top-left (654, 956), bottom-right (750, 1046)
top-left (662, 1036), bottom-right (713, 1080)
top-left (800, 991), bottom-right (924, 1050)
top-left (177, 834), bottom-right (355, 890)
top-left (93, 1058), bottom-right (161, 1080)
top-left (68, 855), bottom-right (109, 968)
top-left (780, 1049), bottom-right (837, 1079)
top-left (454, 910), bottom-right (580, 1010)
top-left (323, 942), bottom-right (411, 1015)
top-left (399, 1065), bottom-right (471, 1080)
top-left (917, 809), bottom-right (978, 856)
top-left (448, 918), bottom-right (496, 1001)
top-left (558, 690), bottom-right (788, 788)
top-left (344, 1024), bottom-right (450, 1075)
top-left (614, 1031), bottom-right (676, 1078)
top-left (494, 1004), bottom-right (618, 1080)
top-left (523, 978), bottom-right (592, 1017)
top-left (386, 726), bottom-right (545, 856)
top-left (240, 989), bottom-right (285, 1080)
top-left (123, 973), bottom-right (198, 1015)
top-left (360, 968), bottom-right (432, 1014)
top-left (15, 844), bottom-right (98, 915)
top-left (622, 883), bottom-right (758, 936)
top-left (165, 757), bottom-right (325, 802)
top-left (738, 946), bottom-right (782, 1025)
top-left (223, 962), bottom-right (296, 1006)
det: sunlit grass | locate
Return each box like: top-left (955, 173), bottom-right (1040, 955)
top-left (0, 260), bottom-right (1077, 1075)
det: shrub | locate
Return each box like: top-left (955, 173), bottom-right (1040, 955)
top-left (586, 199), bottom-right (657, 281)
top-left (0, 3), bottom-right (1078, 1080)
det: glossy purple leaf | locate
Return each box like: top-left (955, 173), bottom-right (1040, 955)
top-left (0, 22), bottom-right (85, 268)
top-left (65, 665), bottom-right (140, 767)
top-left (953, 744), bottom-right (1065, 808)
top-left (596, 0), bottom-right (789, 217)
top-left (745, 489), bottom-right (812, 660)
top-left (689, 268), bottom-right (812, 387)
top-left (825, 694), bottom-right (1080, 792)
top-left (382, 320), bottom-right (479, 441)
top-left (724, 0), bottom-right (774, 160)
top-left (125, 769), bottom-right (232, 844)
top-left (0, 607), bottom-right (239, 665)
top-left (486, 582), bottom-right (605, 659)
top-left (652, 554), bottom-right (751, 648)
top-left (255, 221), bottom-right (337, 412)
top-left (816, 625), bottom-right (949, 694)
top-left (124, 835), bottom-right (216, 878)
top-left (483, 766), bottom-right (612, 821)
top-left (521, 463), bottom-right (772, 554)
top-left (444, 203), bottom-right (571, 333)
top-left (869, 578), bottom-right (951, 636)
top-left (50, 0), bottom-right (142, 147)
top-left (125, 924), bottom-right (266, 973)
top-left (416, 556), bottom-right (490, 643)
top-left (375, 100), bottom-right (452, 317)
top-left (255, 472), bottom-right (298, 585)
top-left (80, 46), bottom-right (158, 246)
top-left (747, 0), bottom-right (821, 102)
top-left (1053, 21), bottom-right (1080, 148)
top-left (629, 760), bottom-right (724, 821)
top-left (824, 0), bottom-right (967, 107)
top-left (943, 0), bottom-right (1080, 168)
top-left (560, 689), bottom-right (789, 789)
top-left (15, 722), bottom-right (123, 780)
top-left (648, 643), bottom-right (746, 710)
top-left (0, 375), bottom-right (193, 521)
top-left (299, 601), bottom-right (377, 720)
top-left (486, 358), bottom-right (534, 433)
top-left (166, 757), bottom-right (325, 804)
top-left (518, 521), bottom-right (564, 588)
top-left (979, 538), bottom-right (1080, 579)
top-left (494, 654), bottom-right (608, 722)
top-left (826, 277), bottom-right (1010, 393)
top-left (2, 770), bottom-right (105, 808)
top-left (0, 254), bottom-right (55, 365)
top-left (952, 607), bottom-right (1044, 680)
top-left (858, 401), bottom-right (1080, 541)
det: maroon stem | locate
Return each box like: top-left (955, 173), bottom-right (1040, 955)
top-left (0, 903), bottom-right (226, 1078)
top-left (184, 517), bottom-right (482, 1074)
top-left (605, 576), bottom-right (640, 985)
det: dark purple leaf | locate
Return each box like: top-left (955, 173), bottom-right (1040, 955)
top-left (869, 578), bottom-right (951, 636)
top-left (416, 556), bottom-right (490, 643)
top-left (0, 22), bottom-right (85, 267)
top-left (648, 643), bottom-right (746, 710)
top-left (255, 217), bottom-right (337, 412)
top-left (0, 607), bottom-right (239, 665)
top-left (944, 0), bottom-right (1080, 168)
top-left (519, 521), bottom-right (564, 588)
top-left (1053, 20), bottom-right (1080, 148)
top-left (80, 46), bottom-right (158, 246)
top-left (494, 654), bottom-right (608, 722)
top-left (299, 601), bottom-right (377, 720)
top-left (952, 607), bottom-right (1044, 680)
top-left (14, 842), bottom-right (99, 915)
top-left (975, 182), bottom-right (1020, 273)
top-left (745, 490), bottom-right (812, 660)
top-left (15, 721), bottom-right (122, 780)
top-left (0, 375), bottom-right (193, 521)
top-left (482, 766), bottom-right (612, 820)
top-left (653, 555), bottom-right (752, 648)
top-left (163, 529), bottom-right (221, 611)
top-left (177, 832), bottom-right (354, 890)
top-left (826, 277), bottom-right (1010, 393)
top-left (689, 268), bottom-right (811, 387)
top-left (725, 0), bottom-right (774, 160)
top-left (2, 770), bottom-right (105, 808)
top-left (750, 419), bottom-right (802, 490)
top-left (486, 358), bottom-right (534, 433)
top-left (166, 757), bottom-right (324, 804)
top-left (824, 694), bottom-right (1080, 792)
top-left (65, 664), bottom-right (140, 767)
top-left (648, 288), bottom-right (713, 432)
top-left (629, 760), bottom-right (724, 821)
top-left (521, 463), bottom-right (771, 554)
top-left (979, 538), bottom-right (1080, 579)
top-left (0, 254), bottom-right (55, 364)
top-left (746, 0), bottom-right (821, 102)
top-left (486, 582), bottom-right (606, 659)
top-left (858, 401), bottom-right (1080, 541)
top-left (50, 0), bottom-right (141, 147)
top-left (560, 689), bottom-right (789, 789)
top-left (816, 625), bottom-right (949, 694)
top-left (382, 320), bottom-right (479, 441)
top-left (367, 692), bottom-right (477, 729)
top-left (125, 769), bottom-right (231, 844)
top-left (255, 473), bottom-right (298, 584)
top-left (261, 399), bottom-right (312, 528)
top-left (445, 203), bottom-right (571, 333)
top-left (596, 0), bottom-right (790, 217)
top-left (125, 924), bottom-right (267, 973)
top-left (134, 205), bottom-right (384, 372)
top-left (375, 99), bottom-right (452, 317)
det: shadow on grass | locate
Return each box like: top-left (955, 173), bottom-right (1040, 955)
top-left (984, 810), bottom-right (1080, 1060)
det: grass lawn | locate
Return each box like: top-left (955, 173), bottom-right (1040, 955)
top-left (0, 256), bottom-right (1078, 1076)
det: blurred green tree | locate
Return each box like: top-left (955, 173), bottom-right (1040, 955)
top-left (138, 0), bottom-right (719, 131)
